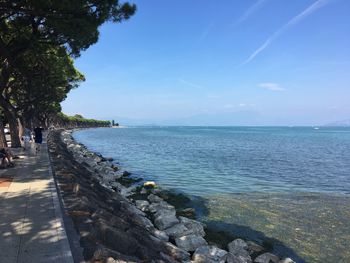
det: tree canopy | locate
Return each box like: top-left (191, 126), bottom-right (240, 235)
top-left (0, 0), bottom-right (135, 147)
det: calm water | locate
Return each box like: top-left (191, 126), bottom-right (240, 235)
top-left (74, 126), bottom-right (350, 262)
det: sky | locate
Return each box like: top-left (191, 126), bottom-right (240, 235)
top-left (62, 0), bottom-right (350, 126)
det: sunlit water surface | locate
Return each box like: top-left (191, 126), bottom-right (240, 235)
top-left (74, 126), bottom-right (350, 262)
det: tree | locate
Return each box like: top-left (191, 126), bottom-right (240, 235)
top-left (0, 0), bottom-right (136, 147)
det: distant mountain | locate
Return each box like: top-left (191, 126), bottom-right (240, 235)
top-left (324, 119), bottom-right (350, 127)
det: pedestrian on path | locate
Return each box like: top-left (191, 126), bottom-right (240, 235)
top-left (22, 127), bottom-right (32, 150)
top-left (34, 126), bottom-right (43, 154)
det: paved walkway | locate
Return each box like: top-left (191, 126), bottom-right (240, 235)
top-left (0, 141), bottom-right (74, 263)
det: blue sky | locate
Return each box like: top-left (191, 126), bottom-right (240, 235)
top-left (62, 0), bottom-right (350, 125)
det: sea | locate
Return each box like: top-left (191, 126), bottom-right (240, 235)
top-left (73, 126), bottom-right (350, 263)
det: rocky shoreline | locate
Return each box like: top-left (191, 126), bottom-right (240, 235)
top-left (48, 129), bottom-right (296, 263)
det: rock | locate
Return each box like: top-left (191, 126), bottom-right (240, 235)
top-left (226, 253), bottom-right (251, 263)
top-left (177, 207), bottom-right (196, 218)
top-left (164, 223), bottom-right (189, 238)
top-left (154, 207), bottom-right (176, 218)
top-left (106, 257), bottom-right (116, 263)
top-left (149, 201), bottom-right (174, 211)
top-left (140, 188), bottom-right (147, 194)
top-left (148, 194), bottom-right (163, 203)
top-left (122, 171), bottom-right (131, 176)
top-left (106, 157), bottom-right (114, 161)
top-left (179, 216), bottom-right (206, 237)
top-left (227, 239), bottom-right (250, 260)
top-left (228, 239), bottom-right (248, 252)
top-left (154, 214), bottom-right (179, 230)
top-left (135, 200), bottom-right (150, 212)
top-left (144, 181), bottom-right (157, 188)
top-left (192, 245), bottom-right (228, 263)
top-left (151, 188), bottom-right (162, 194)
top-left (246, 241), bottom-right (265, 255)
top-left (163, 242), bottom-right (191, 262)
top-left (254, 252), bottom-right (280, 263)
top-left (151, 229), bottom-right (169, 242)
top-left (278, 258), bottom-right (296, 263)
top-left (175, 234), bottom-right (207, 252)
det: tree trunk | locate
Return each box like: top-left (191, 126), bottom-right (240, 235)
top-left (18, 118), bottom-right (24, 137)
top-left (0, 120), bottom-right (8, 148)
top-left (0, 97), bottom-right (21, 148)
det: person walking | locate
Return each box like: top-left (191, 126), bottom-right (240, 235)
top-left (33, 126), bottom-right (43, 154)
top-left (22, 127), bottom-right (32, 150)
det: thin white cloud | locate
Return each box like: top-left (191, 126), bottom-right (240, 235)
top-left (242, 0), bottom-right (331, 64)
top-left (198, 21), bottom-right (215, 43)
top-left (238, 0), bottom-right (270, 24)
top-left (179, 78), bottom-right (204, 89)
top-left (259, 82), bottom-right (285, 91)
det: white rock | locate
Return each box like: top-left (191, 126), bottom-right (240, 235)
top-left (175, 234), bottom-right (207, 252)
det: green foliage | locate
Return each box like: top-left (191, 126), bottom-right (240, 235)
top-left (0, 0), bottom-right (135, 131)
top-left (55, 112), bottom-right (110, 128)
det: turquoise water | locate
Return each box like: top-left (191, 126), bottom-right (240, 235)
top-left (74, 126), bottom-right (350, 195)
top-left (74, 126), bottom-right (350, 262)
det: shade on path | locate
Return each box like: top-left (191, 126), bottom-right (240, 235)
top-left (0, 140), bottom-right (74, 263)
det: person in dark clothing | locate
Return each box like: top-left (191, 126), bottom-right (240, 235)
top-left (34, 126), bottom-right (43, 154)
top-left (0, 148), bottom-right (15, 168)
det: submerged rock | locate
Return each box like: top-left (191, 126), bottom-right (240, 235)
top-left (175, 234), bottom-right (207, 252)
top-left (246, 241), bottom-right (265, 255)
top-left (192, 245), bottom-right (228, 263)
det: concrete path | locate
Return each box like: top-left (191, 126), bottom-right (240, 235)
top-left (0, 141), bottom-right (74, 263)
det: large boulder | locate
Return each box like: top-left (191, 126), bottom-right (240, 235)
top-left (150, 228), bottom-right (169, 242)
top-left (254, 252), bottom-right (280, 263)
top-left (192, 245), bottom-right (228, 263)
top-left (149, 201), bottom-right (175, 213)
top-left (164, 223), bottom-right (189, 238)
top-left (175, 234), bottom-right (207, 252)
top-left (179, 216), bottom-right (206, 237)
top-left (227, 239), bottom-right (251, 262)
top-left (154, 214), bottom-right (179, 230)
top-left (154, 207), bottom-right (176, 218)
